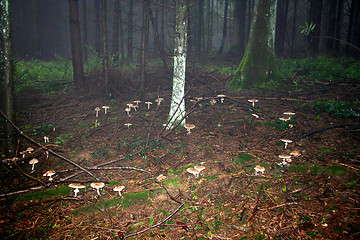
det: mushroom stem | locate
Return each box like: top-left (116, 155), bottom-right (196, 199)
top-left (96, 189), bottom-right (101, 196)
top-left (74, 188), bottom-right (79, 197)
top-left (31, 164), bottom-right (35, 171)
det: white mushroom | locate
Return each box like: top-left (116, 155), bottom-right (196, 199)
top-left (184, 124), bottom-right (195, 135)
top-left (90, 182), bottom-right (105, 196)
top-left (125, 107), bottom-right (131, 116)
top-left (26, 147), bottom-right (34, 153)
top-left (217, 94), bottom-right (226, 104)
top-left (155, 98), bottom-right (163, 106)
top-left (254, 165), bottom-right (265, 175)
top-left (194, 166), bottom-right (205, 174)
top-left (145, 101), bottom-right (153, 109)
top-left (95, 107), bottom-right (101, 117)
top-left (113, 186), bottom-right (125, 196)
top-left (281, 139), bottom-right (292, 149)
top-left (43, 170), bottom-right (56, 181)
top-left (124, 123), bottom-right (132, 129)
top-left (44, 136), bottom-right (49, 143)
top-left (248, 99), bottom-right (258, 107)
top-left (187, 168), bottom-right (199, 178)
top-left (156, 174), bottom-right (167, 182)
top-left (69, 183), bottom-right (86, 197)
top-left (29, 158), bottom-right (39, 171)
top-left (102, 106), bottom-right (110, 114)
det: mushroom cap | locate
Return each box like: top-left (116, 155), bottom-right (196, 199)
top-left (194, 166), bottom-right (205, 172)
top-left (195, 97), bottom-right (203, 101)
top-left (184, 123), bottom-right (195, 130)
top-left (113, 186), bottom-right (125, 192)
top-left (133, 100), bottom-right (141, 104)
top-left (281, 139), bottom-right (293, 143)
top-left (90, 182), bottom-right (105, 189)
top-left (29, 158), bottom-right (39, 165)
top-left (69, 183), bottom-right (86, 189)
top-left (124, 123), bottom-right (132, 127)
top-left (290, 150), bottom-right (301, 157)
top-left (43, 170), bottom-right (56, 177)
top-left (248, 99), bottom-right (258, 103)
top-left (251, 114), bottom-right (259, 118)
top-left (102, 105), bottom-right (110, 109)
top-left (95, 107), bottom-right (101, 111)
top-left (156, 174), bottom-right (167, 181)
top-left (26, 147), bottom-right (34, 152)
top-left (254, 165), bottom-right (265, 172)
top-left (279, 117), bottom-right (291, 121)
top-left (187, 167), bottom-right (199, 175)
top-left (283, 112), bottom-right (295, 115)
top-left (127, 103), bottom-right (134, 107)
top-left (278, 154), bottom-right (291, 159)
top-left (145, 101), bottom-right (152, 104)
top-left (217, 94), bottom-right (226, 98)
top-left (125, 107), bottom-right (131, 111)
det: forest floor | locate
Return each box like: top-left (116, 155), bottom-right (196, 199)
top-left (0, 64), bottom-right (360, 239)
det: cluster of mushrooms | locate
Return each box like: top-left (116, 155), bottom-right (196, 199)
top-left (68, 182), bottom-right (125, 198)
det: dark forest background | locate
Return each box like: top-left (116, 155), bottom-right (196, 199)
top-left (9, 0), bottom-right (360, 62)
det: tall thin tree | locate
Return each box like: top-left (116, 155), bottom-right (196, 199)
top-left (140, 0), bottom-right (149, 92)
top-left (1, 0), bottom-right (16, 157)
top-left (168, 0), bottom-right (188, 129)
top-left (127, 0), bottom-right (133, 63)
top-left (219, 0), bottom-right (229, 54)
top-left (68, 0), bottom-right (85, 89)
top-left (100, 0), bottom-right (109, 95)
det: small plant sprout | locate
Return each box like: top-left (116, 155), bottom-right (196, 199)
top-left (254, 165), bottom-right (265, 175)
top-left (43, 170), bottom-right (56, 181)
top-left (69, 183), bottom-right (85, 197)
top-left (90, 182), bottom-right (105, 196)
top-left (248, 99), bottom-right (258, 107)
top-left (113, 186), bottom-right (125, 196)
top-left (95, 107), bottom-right (101, 117)
top-left (44, 136), bottom-right (49, 143)
top-left (155, 97), bottom-right (163, 106)
top-left (29, 158), bottom-right (38, 171)
top-left (187, 167), bottom-right (199, 178)
top-left (184, 123), bottom-right (195, 135)
top-left (145, 101), bottom-right (152, 109)
top-left (102, 105), bottom-right (110, 114)
top-left (156, 174), bottom-right (167, 182)
top-left (281, 139), bottom-right (292, 149)
top-left (125, 107), bottom-right (131, 116)
top-left (217, 94), bottom-right (226, 103)
top-left (124, 123), bottom-right (132, 129)
top-left (210, 99), bottom-right (217, 105)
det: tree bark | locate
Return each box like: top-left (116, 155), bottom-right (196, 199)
top-left (325, 0), bottom-right (337, 54)
top-left (230, 0), bottom-right (279, 89)
top-left (68, 0), bottom-right (85, 89)
top-left (275, 0), bottom-right (289, 56)
top-left (140, 0), bottom-right (149, 92)
top-left (127, 0), bottom-right (133, 63)
top-left (219, 0), bottom-right (228, 54)
top-left (308, 0), bottom-right (323, 54)
top-left (100, 0), bottom-right (109, 95)
top-left (1, 0), bottom-right (16, 157)
top-left (82, 0), bottom-right (88, 61)
top-left (231, 0), bottom-right (246, 54)
top-left (112, 0), bottom-right (120, 62)
top-left (346, 0), bottom-right (360, 55)
top-left (168, 0), bottom-right (188, 129)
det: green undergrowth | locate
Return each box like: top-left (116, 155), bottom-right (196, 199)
top-left (72, 189), bottom-right (161, 216)
top-left (286, 164), bottom-right (349, 175)
top-left (306, 100), bottom-right (359, 118)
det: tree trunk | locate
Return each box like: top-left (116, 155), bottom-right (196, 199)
top-left (231, 0), bottom-right (246, 54)
top-left (94, 0), bottom-right (101, 53)
top-left (275, 0), bottom-right (289, 56)
top-left (68, 0), bottom-right (85, 89)
top-left (112, 0), bottom-right (120, 63)
top-left (127, 0), bottom-right (133, 63)
top-left (1, 0), bottom-right (16, 157)
top-left (334, 0), bottom-right (343, 52)
top-left (346, 0), bottom-right (360, 55)
top-left (140, 0), bottom-right (149, 92)
top-left (168, 0), bottom-right (188, 129)
top-left (308, 0), bottom-right (323, 54)
top-left (291, 0), bottom-right (297, 53)
top-left (219, 0), bottom-right (229, 54)
top-left (325, 0), bottom-right (337, 54)
top-left (230, 0), bottom-right (279, 89)
top-left (82, 0), bottom-right (88, 61)
top-left (100, 0), bottom-right (109, 96)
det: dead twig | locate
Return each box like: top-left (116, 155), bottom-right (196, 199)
top-left (297, 124), bottom-right (360, 140)
top-left (247, 183), bottom-right (263, 226)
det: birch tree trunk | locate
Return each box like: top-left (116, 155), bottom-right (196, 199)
top-left (168, 0), bottom-right (188, 129)
top-left (230, 0), bottom-right (279, 89)
top-left (1, 0), bottom-right (16, 157)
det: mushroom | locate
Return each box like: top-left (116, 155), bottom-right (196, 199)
top-left (251, 114), bottom-right (259, 119)
top-left (279, 117), bottom-right (291, 122)
top-left (145, 101), bottom-right (153, 109)
top-left (133, 100), bottom-right (141, 107)
top-left (124, 123), bottom-right (132, 129)
top-left (113, 186), bottom-right (125, 196)
top-left (29, 158), bottom-right (39, 171)
top-left (43, 170), bottom-right (56, 181)
top-left (290, 150), bottom-right (301, 157)
top-left (184, 123), bottom-right (195, 135)
top-left (155, 98), bottom-right (163, 106)
top-left (95, 107), bottom-right (101, 117)
top-left (210, 99), bottom-right (217, 105)
top-left (248, 99), bottom-right (258, 107)
top-left (281, 139), bottom-right (292, 149)
top-left (125, 107), bottom-right (131, 116)
top-left (102, 106), bottom-right (110, 114)
top-left (195, 97), bottom-right (203, 101)
top-left (69, 183), bottom-right (86, 197)
top-left (26, 147), bottom-right (34, 153)
top-left (283, 112), bottom-right (295, 116)
top-left (20, 151), bottom-right (27, 158)
top-left (44, 136), bottom-right (49, 143)
top-left (217, 94), bottom-right (226, 103)
top-left (156, 174), bottom-right (167, 182)
top-left (187, 168), bottom-right (199, 178)
top-left (194, 166), bottom-right (205, 174)
top-left (90, 182), bottom-right (105, 196)
top-left (279, 154), bottom-right (292, 164)
top-left (254, 165), bottom-right (265, 175)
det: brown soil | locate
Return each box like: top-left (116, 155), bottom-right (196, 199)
top-left (1, 66), bottom-right (360, 239)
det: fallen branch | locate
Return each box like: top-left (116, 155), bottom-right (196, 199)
top-left (298, 124), bottom-right (360, 140)
top-left (0, 110), bottom-right (98, 180)
top-left (123, 202), bottom-right (185, 239)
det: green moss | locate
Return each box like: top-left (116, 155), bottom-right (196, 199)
top-left (326, 165), bottom-right (349, 175)
top-left (163, 177), bottom-right (183, 188)
top-left (235, 154), bottom-right (253, 164)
